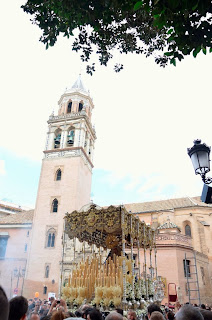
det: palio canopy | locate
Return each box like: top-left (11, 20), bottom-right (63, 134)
top-left (64, 204), bottom-right (154, 250)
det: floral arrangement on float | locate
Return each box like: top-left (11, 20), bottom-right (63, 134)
top-left (61, 255), bottom-right (159, 309)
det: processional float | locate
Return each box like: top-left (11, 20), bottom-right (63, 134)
top-left (62, 204), bottom-right (163, 309)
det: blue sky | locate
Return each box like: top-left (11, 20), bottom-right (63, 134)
top-left (0, 147), bottom-right (178, 208)
top-left (0, 1), bottom-right (208, 209)
top-left (0, 148), bottom-right (40, 207)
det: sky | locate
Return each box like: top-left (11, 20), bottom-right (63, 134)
top-left (0, 1), bottom-right (211, 208)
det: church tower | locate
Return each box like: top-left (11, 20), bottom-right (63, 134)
top-left (24, 76), bottom-right (96, 298)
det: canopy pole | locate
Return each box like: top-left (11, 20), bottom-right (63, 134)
top-left (137, 218), bottom-right (142, 302)
top-left (143, 225), bottom-right (148, 299)
top-left (130, 214), bottom-right (135, 303)
top-left (149, 229), bottom-right (153, 280)
top-left (121, 206), bottom-right (127, 308)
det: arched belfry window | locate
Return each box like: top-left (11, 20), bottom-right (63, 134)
top-left (67, 129), bottom-right (75, 146)
top-left (45, 265), bottom-right (49, 278)
top-left (79, 102), bottom-right (83, 112)
top-left (47, 229), bottom-right (56, 248)
top-left (56, 169), bottom-right (62, 181)
top-left (185, 224), bottom-right (191, 237)
top-left (52, 199), bottom-right (58, 213)
top-left (54, 130), bottom-right (62, 149)
top-left (67, 101), bottom-right (72, 113)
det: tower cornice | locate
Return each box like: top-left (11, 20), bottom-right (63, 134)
top-left (43, 146), bottom-right (94, 168)
top-left (48, 111), bottom-right (96, 139)
top-left (58, 90), bottom-right (94, 109)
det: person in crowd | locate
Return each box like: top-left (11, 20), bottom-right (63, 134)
top-left (80, 305), bottom-right (92, 313)
top-left (75, 310), bottom-right (82, 317)
top-left (64, 311), bottom-right (75, 318)
top-left (0, 286), bottom-right (9, 320)
top-left (150, 311), bottom-right (164, 320)
top-left (30, 312), bottom-right (40, 320)
top-left (28, 300), bottom-right (35, 315)
top-left (40, 315), bottom-right (51, 320)
top-left (175, 305), bottom-right (204, 320)
top-left (9, 296), bottom-right (28, 320)
top-left (87, 308), bottom-right (103, 320)
top-left (115, 309), bottom-right (123, 316)
top-left (39, 303), bottom-right (49, 318)
top-left (33, 301), bottom-right (41, 314)
top-left (201, 305), bottom-right (207, 310)
top-left (127, 310), bottom-right (137, 320)
top-left (82, 307), bottom-right (93, 319)
top-left (199, 309), bottom-right (212, 320)
top-left (115, 309), bottom-right (127, 320)
top-left (28, 300), bottom-right (33, 306)
top-left (166, 311), bottom-right (174, 320)
top-left (105, 311), bottom-right (123, 320)
top-left (47, 299), bottom-right (67, 315)
top-left (147, 304), bottom-right (163, 319)
top-left (51, 310), bottom-right (65, 320)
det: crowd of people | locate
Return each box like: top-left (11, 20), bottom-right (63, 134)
top-left (1, 286), bottom-right (212, 320)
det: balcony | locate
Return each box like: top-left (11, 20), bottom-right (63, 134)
top-left (48, 111), bottom-right (87, 122)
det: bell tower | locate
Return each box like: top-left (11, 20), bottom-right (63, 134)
top-left (24, 76), bottom-right (96, 298)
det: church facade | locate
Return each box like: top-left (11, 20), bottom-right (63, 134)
top-left (0, 77), bottom-right (212, 305)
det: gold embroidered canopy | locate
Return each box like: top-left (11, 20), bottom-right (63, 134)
top-left (64, 204), bottom-right (155, 250)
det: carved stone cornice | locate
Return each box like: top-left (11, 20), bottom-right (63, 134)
top-left (48, 112), bottom-right (96, 139)
top-left (43, 146), bottom-right (94, 169)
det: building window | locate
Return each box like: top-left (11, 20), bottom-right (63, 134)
top-left (56, 169), bottom-right (62, 181)
top-left (0, 237), bottom-right (8, 258)
top-left (43, 286), bottom-right (47, 294)
top-left (45, 265), bottom-right (50, 278)
top-left (24, 244), bottom-right (27, 252)
top-left (67, 130), bottom-right (75, 146)
top-left (52, 199), bottom-right (58, 213)
top-left (46, 229), bottom-right (56, 248)
top-left (79, 102), bottom-right (83, 112)
top-left (67, 101), bottom-right (72, 113)
top-left (54, 133), bottom-right (61, 149)
top-left (183, 259), bottom-right (191, 277)
top-left (200, 266), bottom-right (205, 285)
top-left (185, 224), bottom-right (191, 237)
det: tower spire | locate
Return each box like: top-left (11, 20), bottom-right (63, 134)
top-left (72, 74), bottom-right (86, 92)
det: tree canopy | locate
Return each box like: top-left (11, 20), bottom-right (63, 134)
top-left (22, 0), bottom-right (212, 74)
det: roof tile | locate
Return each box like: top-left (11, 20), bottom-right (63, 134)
top-left (0, 210), bottom-right (34, 225)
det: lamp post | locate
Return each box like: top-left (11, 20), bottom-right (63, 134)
top-left (13, 267), bottom-right (25, 296)
top-left (187, 139), bottom-right (212, 184)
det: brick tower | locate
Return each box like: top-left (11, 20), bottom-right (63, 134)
top-left (24, 76), bottom-right (96, 298)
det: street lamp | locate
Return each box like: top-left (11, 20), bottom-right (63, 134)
top-left (13, 267), bottom-right (25, 295)
top-left (187, 139), bottom-right (212, 184)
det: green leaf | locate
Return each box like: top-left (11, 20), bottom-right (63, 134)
top-left (210, 48), bottom-right (212, 53)
top-left (164, 51), bottom-right (174, 56)
top-left (134, 1), bottom-right (143, 11)
top-left (193, 46), bottom-right (201, 57)
top-left (192, 2), bottom-right (199, 11)
top-left (170, 58), bottom-right (176, 66)
top-left (202, 47), bottom-right (207, 55)
top-left (167, 28), bottom-right (174, 34)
